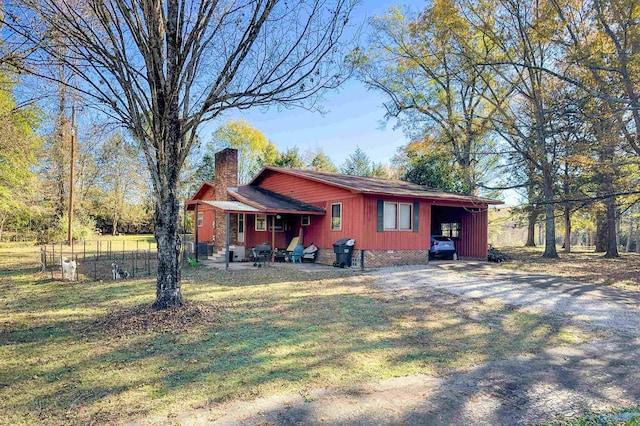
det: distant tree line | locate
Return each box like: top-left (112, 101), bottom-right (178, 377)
top-left (348, 0), bottom-right (640, 258)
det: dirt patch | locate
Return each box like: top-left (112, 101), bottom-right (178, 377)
top-left (90, 302), bottom-right (223, 336)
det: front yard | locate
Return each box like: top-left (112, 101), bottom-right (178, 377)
top-left (500, 246), bottom-right (640, 289)
top-left (0, 242), bottom-right (638, 424)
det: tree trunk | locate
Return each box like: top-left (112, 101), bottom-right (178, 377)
top-left (595, 211), bottom-right (607, 252)
top-left (626, 215), bottom-right (634, 253)
top-left (0, 211), bottom-right (6, 242)
top-left (525, 208), bottom-right (537, 247)
top-left (604, 195), bottom-right (619, 258)
top-left (563, 205), bottom-right (571, 253)
top-left (542, 174), bottom-right (558, 258)
top-left (152, 99), bottom-right (184, 309)
top-left (153, 186), bottom-right (183, 309)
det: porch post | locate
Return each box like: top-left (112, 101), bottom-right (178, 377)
top-left (271, 214), bottom-right (275, 264)
top-left (194, 203), bottom-right (199, 261)
top-left (225, 212), bottom-right (230, 270)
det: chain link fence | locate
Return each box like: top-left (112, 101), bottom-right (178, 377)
top-left (40, 239), bottom-right (159, 281)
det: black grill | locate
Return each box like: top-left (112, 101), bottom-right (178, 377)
top-left (251, 244), bottom-right (272, 267)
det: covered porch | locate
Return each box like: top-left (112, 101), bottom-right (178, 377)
top-left (185, 187), bottom-right (325, 269)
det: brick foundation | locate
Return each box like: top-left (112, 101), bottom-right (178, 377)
top-left (315, 248), bottom-right (429, 269)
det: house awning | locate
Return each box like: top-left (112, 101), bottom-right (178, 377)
top-left (228, 186), bottom-right (326, 215)
top-left (185, 200), bottom-right (260, 213)
top-left (187, 185), bottom-right (326, 216)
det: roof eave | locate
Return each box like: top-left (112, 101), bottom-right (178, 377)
top-left (361, 190), bottom-right (503, 205)
top-left (227, 190), bottom-right (267, 211)
top-left (189, 181), bottom-right (215, 201)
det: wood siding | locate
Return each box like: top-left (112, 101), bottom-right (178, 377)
top-left (458, 209), bottom-right (488, 257)
top-left (244, 214), bottom-right (293, 251)
top-left (259, 172), bottom-right (356, 204)
top-left (361, 195), bottom-right (431, 250)
top-left (302, 196), bottom-right (364, 249)
top-left (194, 205), bottom-right (216, 243)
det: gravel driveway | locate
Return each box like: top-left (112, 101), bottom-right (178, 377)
top-left (378, 262), bottom-right (640, 338)
top-left (156, 263), bottom-right (640, 426)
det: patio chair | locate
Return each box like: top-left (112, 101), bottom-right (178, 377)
top-left (285, 236), bottom-right (300, 261)
top-left (290, 244), bottom-right (304, 263)
top-left (302, 243), bottom-right (318, 262)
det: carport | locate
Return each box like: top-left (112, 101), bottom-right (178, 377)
top-left (431, 204), bottom-right (488, 258)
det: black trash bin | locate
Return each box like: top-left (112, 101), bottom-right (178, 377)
top-left (333, 238), bottom-right (355, 268)
top-left (197, 242), bottom-right (208, 259)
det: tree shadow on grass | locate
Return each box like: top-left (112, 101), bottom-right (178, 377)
top-left (3, 264), bottom-right (628, 425)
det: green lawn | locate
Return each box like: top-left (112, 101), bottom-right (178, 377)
top-left (0, 243), bottom-right (593, 425)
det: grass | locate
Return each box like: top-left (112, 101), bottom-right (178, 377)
top-left (548, 406), bottom-right (640, 425)
top-left (0, 243), bottom-right (599, 425)
top-left (498, 246), bottom-right (640, 290)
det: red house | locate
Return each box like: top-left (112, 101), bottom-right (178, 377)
top-left (186, 148), bottom-right (501, 267)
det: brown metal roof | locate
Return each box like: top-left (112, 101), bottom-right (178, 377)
top-left (228, 186), bottom-right (326, 215)
top-left (251, 167), bottom-right (502, 205)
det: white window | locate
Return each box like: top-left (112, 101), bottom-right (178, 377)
top-left (399, 204), bottom-right (412, 230)
top-left (238, 214), bottom-right (244, 233)
top-left (197, 212), bottom-right (203, 227)
top-left (384, 203), bottom-right (397, 230)
top-left (384, 202), bottom-right (412, 231)
top-left (255, 214), bottom-right (266, 231)
top-left (331, 203), bottom-right (342, 230)
top-left (301, 215), bottom-right (311, 226)
top-left (237, 213), bottom-right (245, 242)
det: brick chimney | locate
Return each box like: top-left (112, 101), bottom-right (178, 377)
top-left (213, 148), bottom-right (238, 251)
top-left (214, 148), bottom-right (238, 199)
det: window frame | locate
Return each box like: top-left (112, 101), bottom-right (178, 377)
top-left (197, 211), bottom-right (203, 227)
top-left (440, 222), bottom-right (461, 239)
top-left (383, 202), bottom-right (413, 231)
top-left (399, 203), bottom-right (413, 230)
top-left (237, 213), bottom-right (245, 242)
top-left (383, 202), bottom-right (398, 230)
top-left (331, 203), bottom-right (342, 231)
top-left (255, 214), bottom-right (267, 231)
top-left (301, 215), bottom-right (311, 226)
top-left (238, 213), bottom-right (244, 234)
top-left (268, 215), bottom-right (284, 232)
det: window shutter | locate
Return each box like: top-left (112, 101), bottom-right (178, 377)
top-left (377, 200), bottom-right (384, 232)
top-left (413, 202), bottom-right (419, 232)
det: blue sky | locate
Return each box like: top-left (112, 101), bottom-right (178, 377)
top-left (237, 83), bottom-right (405, 167)
top-left (200, 1), bottom-right (425, 168)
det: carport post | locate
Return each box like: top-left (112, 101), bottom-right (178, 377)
top-left (225, 212), bottom-right (230, 270)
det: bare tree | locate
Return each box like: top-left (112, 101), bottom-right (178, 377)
top-left (2, 0), bottom-right (356, 308)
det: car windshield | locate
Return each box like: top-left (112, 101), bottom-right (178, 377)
top-left (433, 236), bottom-right (452, 242)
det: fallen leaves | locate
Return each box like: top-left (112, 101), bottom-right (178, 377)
top-left (90, 302), bottom-right (223, 336)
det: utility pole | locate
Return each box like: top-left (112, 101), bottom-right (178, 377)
top-left (67, 105), bottom-right (75, 250)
